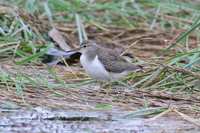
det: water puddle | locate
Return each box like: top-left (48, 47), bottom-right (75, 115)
top-left (0, 107), bottom-right (199, 133)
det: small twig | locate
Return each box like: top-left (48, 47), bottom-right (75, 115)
top-left (166, 30), bottom-right (184, 49)
top-left (150, 5), bottom-right (160, 30)
top-left (0, 41), bottom-right (20, 48)
top-left (162, 64), bottom-right (200, 79)
top-left (76, 14), bottom-right (83, 44)
top-left (166, 16), bottom-right (200, 50)
top-left (159, 14), bottom-right (193, 25)
top-left (89, 20), bottom-right (110, 32)
top-left (80, 19), bottom-right (88, 41)
top-left (61, 57), bottom-right (79, 79)
top-left (120, 37), bottom-right (156, 56)
top-left (173, 108), bottom-right (200, 127)
top-left (147, 108), bottom-right (171, 121)
top-left (12, 41), bottom-right (20, 59)
top-left (120, 39), bottom-right (141, 56)
top-left (43, 0), bottom-right (53, 27)
top-left (141, 65), bottom-right (165, 88)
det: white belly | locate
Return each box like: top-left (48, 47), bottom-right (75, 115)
top-left (80, 54), bottom-right (111, 80)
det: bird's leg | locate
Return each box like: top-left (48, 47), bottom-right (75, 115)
top-left (93, 80), bottom-right (112, 97)
top-left (94, 81), bottom-right (106, 97)
top-left (102, 80), bottom-right (113, 97)
top-left (106, 81), bottom-right (112, 96)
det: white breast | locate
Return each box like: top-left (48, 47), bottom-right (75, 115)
top-left (80, 54), bottom-right (111, 80)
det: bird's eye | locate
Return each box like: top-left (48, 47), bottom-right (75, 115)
top-left (80, 44), bottom-right (87, 48)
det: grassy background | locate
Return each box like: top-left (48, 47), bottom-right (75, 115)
top-left (0, 0), bottom-right (200, 110)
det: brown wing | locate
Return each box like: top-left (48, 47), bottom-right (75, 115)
top-left (96, 47), bottom-right (140, 73)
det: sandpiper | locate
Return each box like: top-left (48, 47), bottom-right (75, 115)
top-left (78, 41), bottom-right (142, 81)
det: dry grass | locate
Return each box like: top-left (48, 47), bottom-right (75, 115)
top-left (0, 1), bottom-right (200, 120)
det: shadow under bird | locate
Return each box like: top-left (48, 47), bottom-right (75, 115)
top-left (77, 41), bottom-right (143, 81)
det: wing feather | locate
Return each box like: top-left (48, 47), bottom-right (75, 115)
top-left (96, 47), bottom-right (140, 73)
